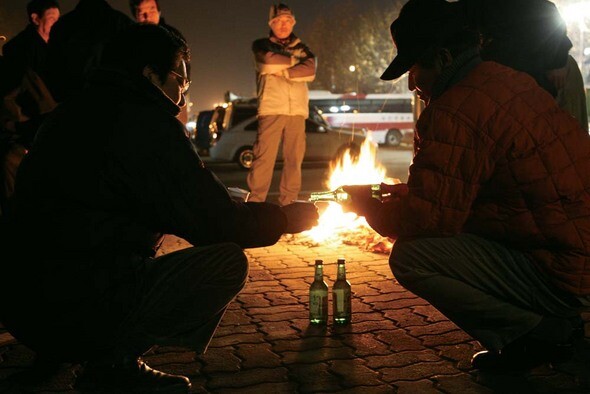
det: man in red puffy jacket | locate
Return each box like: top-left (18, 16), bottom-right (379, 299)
top-left (346, 0), bottom-right (590, 372)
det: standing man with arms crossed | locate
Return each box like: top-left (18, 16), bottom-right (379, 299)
top-left (247, 3), bottom-right (316, 206)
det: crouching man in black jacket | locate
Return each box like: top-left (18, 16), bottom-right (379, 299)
top-left (0, 24), bottom-right (318, 393)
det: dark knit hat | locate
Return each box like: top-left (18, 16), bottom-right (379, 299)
top-left (269, 3), bottom-right (295, 24)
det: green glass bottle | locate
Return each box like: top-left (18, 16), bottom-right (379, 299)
top-left (309, 259), bottom-right (329, 325)
top-left (309, 184), bottom-right (382, 204)
top-left (332, 258), bottom-right (352, 324)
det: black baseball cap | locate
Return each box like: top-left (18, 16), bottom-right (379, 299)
top-left (381, 0), bottom-right (463, 81)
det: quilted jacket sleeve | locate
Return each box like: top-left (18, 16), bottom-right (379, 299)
top-left (365, 105), bottom-right (495, 238)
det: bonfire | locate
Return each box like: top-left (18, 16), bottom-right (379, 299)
top-left (287, 134), bottom-right (399, 254)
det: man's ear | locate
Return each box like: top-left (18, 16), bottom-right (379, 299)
top-left (438, 49), bottom-right (453, 68)
top-left (143, 66), bottom-right (159, 84)
top-left (30, 13), bottom-right (41, 26)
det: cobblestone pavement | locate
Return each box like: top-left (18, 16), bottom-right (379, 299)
top-left (1, 235), bottom-right (589, 393)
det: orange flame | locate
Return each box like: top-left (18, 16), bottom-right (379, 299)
top-left (304, 133), bottom-right (397, 243)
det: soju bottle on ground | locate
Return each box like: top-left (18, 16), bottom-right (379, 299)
top-left (309, 259), bottom-right (329, 325)
top-left (332, 258), bottom-right (352, 324)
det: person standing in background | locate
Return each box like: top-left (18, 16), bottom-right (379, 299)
top-left (1, 0), bottom-right (60, 216)
top-left (247, 3), bottom-right (316, 206)
top-left (129, 0), bottom-right (190, 124)
top-left (2, 0), bottom-right (60, 81)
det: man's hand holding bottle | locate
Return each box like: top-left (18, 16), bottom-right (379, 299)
top-left (342, 182), bottom-right (409, 217)
top-left (281, 202), bottom-right (319, 233)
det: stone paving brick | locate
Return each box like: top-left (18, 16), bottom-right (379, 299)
top-left (340, 333), bottom-right (392, 357)
top-left (333, 385), bottom-right (394, 394)
top-left (375, 329), bottom-right (425, 352)
top-left (350, 312), bottom-right (387, 324)
top-left (362, 290), bottom-right (417, 303)
top-left (380, 360), bottom-right (460, 382)
top-left (273, 336), bottom-right (345, 353)
top-left (275, 269), bottom-right (316, 280)
top-left (395, 379), bottom-right (441, 393)
top-left (268, 292), bottom-right (301, 306)
top-left (198, 348), bottom-right (240, 374)
top-left (287, 362), bottom-right (343, 392)
top-left (236, 292), bottom-right (271, 308)
top-left (282, 346), bottom-right (356, 365)
top-left (254, 310), bottom-right (308, 322)
top-left (413, 305), bottom-right (449, 323)
top-left (383, 308), bottom-right (430, 328)
top-left (406, 320), bottom-right (459, 337)
top-left (348, 319), bottom-right (400, 334)
top-left (208, 332), bottom-right (266, 347)
top-left (365, 350), bottom-right (441, 369)
top-left (219, 309), bottom-right (252, 326)
top-left (350, 301), bottom-right (378, 315)
top-left (372, 297), bottom-right (431, 311)
top-left (214, 323), bottom-right (258, 337)
top-left (247, 268), bottom-right (276, 282)
top-left (236, 343), bottom-right (283, 369)
top-left (207, 367), bottom-right (290, 389)
top-left (257, 320), bottom-right (301, 341)
top-left (329, 358), bottom-right (385, 387)
top-left (421, 330), bottom-right (475, 347)
top-left (240, 284), bottom-right (279, 294)
top-left (353, 283), bottom-right (382, 297)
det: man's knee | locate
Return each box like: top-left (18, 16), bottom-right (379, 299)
top-left (389, 240), bottom-right (418, 287)
top-left (217, 242), bottom-right (249, 290)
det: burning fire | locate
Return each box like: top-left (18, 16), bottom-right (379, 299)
top-left (301, 133), bottom-right (398, 252)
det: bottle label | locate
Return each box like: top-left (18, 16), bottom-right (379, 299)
top-left (333, 289), bottom-right (347, 313)
top-left (310, 292), bottom-right (328, 323)
top-left (310, 294), bottom-right (326, 314)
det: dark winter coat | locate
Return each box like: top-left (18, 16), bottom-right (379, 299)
top-left (10, 68), bottom-right (287, 263)
top-left (367, 52), bottom-right (590, 296)
top-left (2, 24), bottom-right (49, 83)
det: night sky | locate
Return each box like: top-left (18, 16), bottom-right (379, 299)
top-left (1, 0), bottom-right (349, 114)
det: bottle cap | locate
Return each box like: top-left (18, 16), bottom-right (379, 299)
top-left (337, 258), bottom-right (345, 264)
top-left (315, 259), bottom-right (323, 265)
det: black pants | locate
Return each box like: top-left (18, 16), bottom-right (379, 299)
top-left (1, 242), bottom-right (248, 361)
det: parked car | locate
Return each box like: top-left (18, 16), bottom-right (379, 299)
top-left (208, 99), bottom-right (366, 169)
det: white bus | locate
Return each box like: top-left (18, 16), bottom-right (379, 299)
top-left (309, 90), bottom-right (415, 146)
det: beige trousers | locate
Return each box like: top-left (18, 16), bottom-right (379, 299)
top-left (247, 115), bottom-right (306, 206)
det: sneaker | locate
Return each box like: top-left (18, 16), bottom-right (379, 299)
top-left (75, 357), bottom-right (191, 393)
